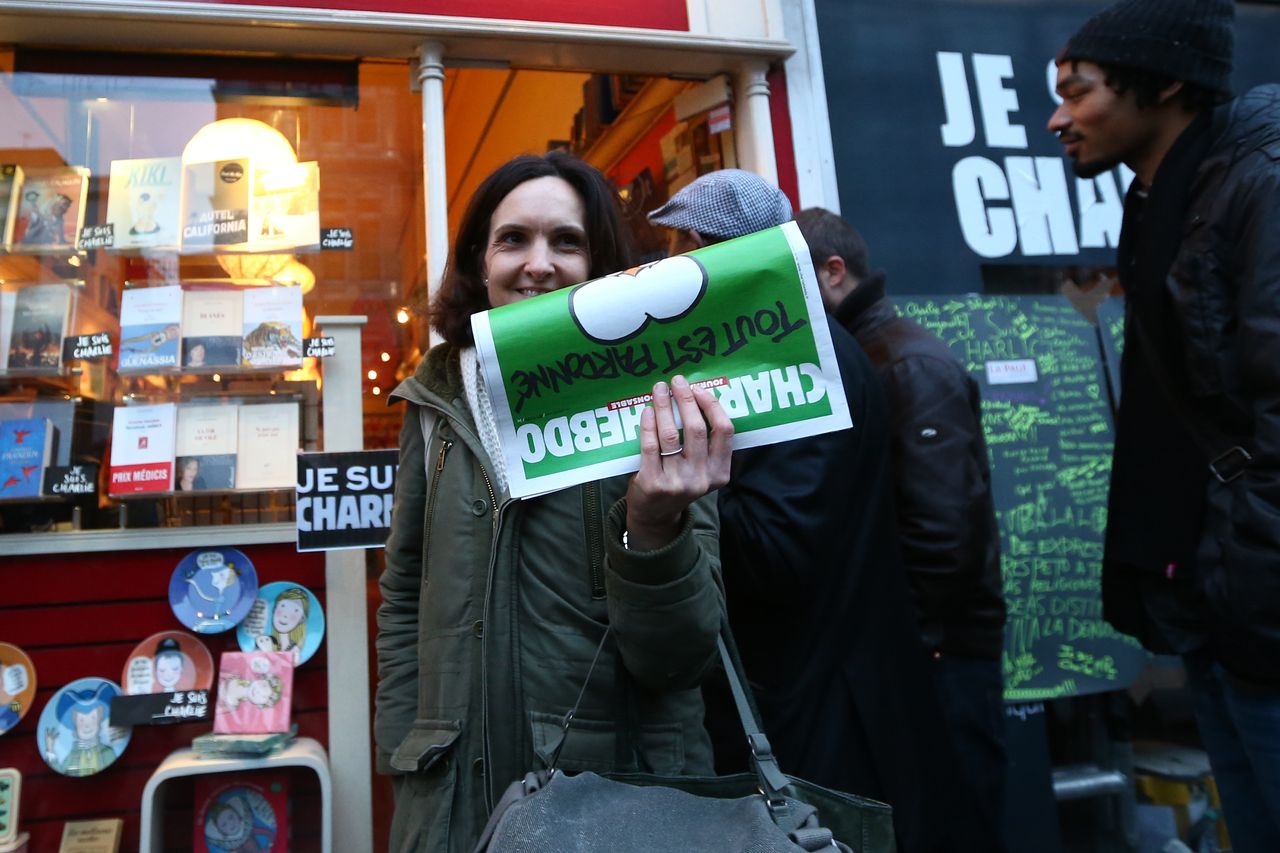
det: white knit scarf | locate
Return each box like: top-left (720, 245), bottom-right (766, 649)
top-left (460, 346), bottom-right (509, 496)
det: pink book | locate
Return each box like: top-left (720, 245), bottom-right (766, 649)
top-left (213, 651), bottom-right (293, 735)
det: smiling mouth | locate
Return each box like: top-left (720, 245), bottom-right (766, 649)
top-left (517, 288), bottom-right (549, 298)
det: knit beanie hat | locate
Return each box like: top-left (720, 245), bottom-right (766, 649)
top-left (1060, 0), bottom-right (1234, 96)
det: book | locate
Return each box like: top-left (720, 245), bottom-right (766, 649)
top-left (0, 417), bottom-right (54, 499)
top-left (182, 287), bottom-right (244, 368)
top-left (108, 403), bottom-right (176, 495)
top-left (234, 403), bottom-right (298, 490)
top-left (180, 158), bottom-right (251, 252)
top-left (105, 156), bottom-right (182, 251)
top-left (9, 166), bottom-right (90, 253)
top-left (250, 159), bottom-right (320, 252)
top-left (194, 773), bottom-right (289, 853)
top-left (0, 164), bottom-right (21, 249)
top-left (192, 724), bottom-right (297, 758)
top-left (176, 404), bottom-right (238, 491)
top-left (0, 289), bottom-right (15, 371)
top-left (58, 818), bottom-right (123, 853)
top-left (6, 283), bottom-right (73, 371)
top-left (118, 284), bottom-right (182, 371)
top-left (213, 650), bottom-right (293, 735)
top-left (241, 286), bottom-right (303, 368)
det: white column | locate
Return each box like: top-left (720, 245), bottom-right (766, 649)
top-left (734, 60), bottom-right (778, 184)
top-left (782, 0), bottom-right (841, 211)
top-left (315, 314), bottom-right (371, 853)
top-left (418, 41), bottom-right (448, 347)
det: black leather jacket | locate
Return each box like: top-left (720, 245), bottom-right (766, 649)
top-left (836, 279), bottom-right (1006, 661)
top-left (1108, 85), bottom-right (1280, 687)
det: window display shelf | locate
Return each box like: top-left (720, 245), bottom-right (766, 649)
top-left (139, 736), bottom-right (331, 853)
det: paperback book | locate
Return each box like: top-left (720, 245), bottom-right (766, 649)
top-left (181, 158), bottom-right (251, 252)
top-left (9, 165), bottom-right (90, 253)
top-left (106, 156), bottom-right (182, 251)
top-left (0, 417), bottom-right (54, 499)
top-left (0, 289), bottom-right (15, 370)
top-left (194, 772), bottom-right (289, 853)
top-left (108, 403), bottom-right (176, 494)
top-left (182, 286), bottom-right (244, 368)
top-left (0, 164), bottom-right (21, 249)
top-left (6, 283), bottom-right (73, 371)
top-left (250, 159), bottom-right (320, 252)
top-left (213, 650), bottom-right (293, 735)
top-left (118, 284), bottom-right (182, 371)
top-left (241, 286), bottom-right (303, 368)
top-left (235, 403), bottom-right (298, 490)
top-left (176, 404), bottom-right (238, 491)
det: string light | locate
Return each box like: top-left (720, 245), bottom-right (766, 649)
top-left (396, 308), bottom-right (410, 324)
top-left (367, 369), bottom-right (377, 380)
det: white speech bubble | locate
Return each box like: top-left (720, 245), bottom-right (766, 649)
top-left (3, 663), bottom-right (28, 696)
top-left (569, 255), bottom-right (708, 345)
top-left (249, 654), bottom-right (272, 675)
top-left (243, 597), bottom-right (269, 639)
top-left (126, 656), bottom-right (154, 695)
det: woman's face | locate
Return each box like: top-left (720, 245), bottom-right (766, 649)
top-left (248, 679), bottom-right (274, 705)
top-left (483, 176), bottom-right (590, 309)
top-left (272, 598), bottom-right (305, 634)
top-left (156, 653), bottom-right (184, 690)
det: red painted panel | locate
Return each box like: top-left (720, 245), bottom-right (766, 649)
top-left (768, 64), bottom-right (800, 212)
top-left (0, 543), bottom-right (331, 844)
top-left (181, 0), bottom-right (689, 31)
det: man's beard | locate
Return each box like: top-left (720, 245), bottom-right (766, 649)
top-left (1070, 154), bottom-right (1119, 179)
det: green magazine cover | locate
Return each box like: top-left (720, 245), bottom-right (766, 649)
top-left (472, 222), bottom-right (852, 498)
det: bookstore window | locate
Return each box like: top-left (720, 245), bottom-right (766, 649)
top-left (0, 50), bottom-right (424, 535)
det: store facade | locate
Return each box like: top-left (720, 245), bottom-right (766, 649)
top-left (0, 1), bottom-right (826, 850)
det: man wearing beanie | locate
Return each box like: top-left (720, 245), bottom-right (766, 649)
top-left (650, 172), bottom-right (972, 853)
top-left (1049, 1), bottom-right (1280, 849)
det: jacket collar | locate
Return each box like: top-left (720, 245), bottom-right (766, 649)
top-left (390, 343), bottom-right (466, 410)
top-left (833, 270), bottom-right (889, 333)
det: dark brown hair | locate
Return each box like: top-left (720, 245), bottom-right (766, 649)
top-left (431, 152), bottom-right (633, 347)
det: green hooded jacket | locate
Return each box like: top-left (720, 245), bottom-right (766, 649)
top-left (375, 344), bottom-right (724, 853)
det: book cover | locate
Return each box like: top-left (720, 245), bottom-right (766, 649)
top-left (234, 403), bottom-right (298, 490)
top-left (194, 773), bottom-right (289, 853)
top-left (10, 166), bottom-right (90, 253)
top-left (250, 159), bottom-right (320, 252)
top-left (6, 283), bottom-right (72, 370)
top-left (0, 164), bottom-right (21, 249)
top-left (241, 286), bottom-right (303, 368)
top-left (213, 651), bottom-right (293, 735)
top-left (118, 284), bottom-right (182, 371)
top-left (59, 817), bottom-right (123, 853)
top-left (105, 156), bottom-right (182, 251)
top-left (0, 289), bottom-right (15, 371)
top-left (0, 417), bottom-right (54, 499)
top-left (182, 287), bottom-right (244, 368)
top-left (176, 404), bottom-right (238, 491)
top-left (181, 158), bottom-right (251, 252)
top-left (108, 402), bottom-right (176, 494)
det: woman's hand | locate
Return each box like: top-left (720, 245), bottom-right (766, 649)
top-left (624, 375), bottom-right (734, 550)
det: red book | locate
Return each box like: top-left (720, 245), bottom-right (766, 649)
top-left (193, 772), bottom-right (289, 853)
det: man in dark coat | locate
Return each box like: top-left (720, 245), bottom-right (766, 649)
top-left (1049, 1), bottom-right (1280, 848)
top-left (795, 207), bottom-right (1008, 851)
top-left (650, 170), bottom-right (967, 853)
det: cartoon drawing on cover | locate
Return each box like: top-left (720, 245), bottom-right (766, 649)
top-left (213, 651), bottom-right (292, 735)
top-left (219, 659), bottom-right (283, 713)
top-left (38, 678), bottom-right (131, 777)
top-left (204, 788), bottom-right (277, 853)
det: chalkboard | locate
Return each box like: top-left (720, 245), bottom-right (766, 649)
top-left (1096, 297), bottom-right (1125, 408)
top-left (897, 295), bottom-right (1146, 701)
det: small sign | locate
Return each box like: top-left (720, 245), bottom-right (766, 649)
top-left (321, 227), bottom-right (354, 250)
top-left (304, 336), bottom-right (336, 358)
top-left (297, 449), bottom-right (399, 552)
top-left (44, 464), bottom-right (98, 497)
top-left (76, 223), bottom-right (115, 250)
top-left (985, 358), bottom-right (1039, 385)
top-left (62, 332), bottom-right (113, 363)
top-left (708, 104), bottom-right (732, 135)
top-left (109, 689), bottom-right (210, 726)
top-left (59, 817), bottom-right (123, 853)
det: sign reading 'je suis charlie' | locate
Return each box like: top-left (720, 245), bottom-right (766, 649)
top-left (472, 222), bottom-right (852, 498)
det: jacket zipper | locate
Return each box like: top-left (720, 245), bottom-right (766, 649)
top-left (583, 481), bottom-right (606, 599)
top-left (422, 437), bottom-right (453, 553)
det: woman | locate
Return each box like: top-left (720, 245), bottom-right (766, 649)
top-left (266, 586), bottom-right (309, 666)
top-left (375, 152), bottom-right (733, 853)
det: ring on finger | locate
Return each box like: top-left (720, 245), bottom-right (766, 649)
top-left (659, 446), bottom-right (684, 457)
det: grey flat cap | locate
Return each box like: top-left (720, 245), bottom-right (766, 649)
top-left (648, 169), bottom-right (793, 240)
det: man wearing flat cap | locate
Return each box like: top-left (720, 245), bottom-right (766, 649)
top-left (1049, 1), bottom-right (1280, 847)
top-left (651, 171), bottom-right (973, 853)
